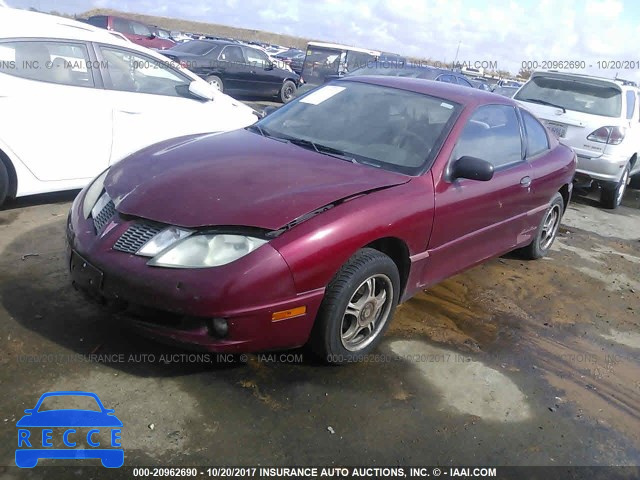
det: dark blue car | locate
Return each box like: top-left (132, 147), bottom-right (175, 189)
top-left (16, 391), bottom-right (123, 468)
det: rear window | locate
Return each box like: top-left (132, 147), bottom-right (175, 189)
top-left (515, 76), bottom-right (622, 118)
top-left (170, 40), bottom-right (218, 56)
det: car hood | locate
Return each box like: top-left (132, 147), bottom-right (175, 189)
top-left (105, 129), bottom-right (409, 230)
top-left (16, 411), bottom-right (123, 427)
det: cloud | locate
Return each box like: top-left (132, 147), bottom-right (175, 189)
top-left (7, 0), bottom-right (640, 79)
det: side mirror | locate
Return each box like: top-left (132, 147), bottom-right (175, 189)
top-left (188, 80), bottom-right (215, 101)
top-left (265, 62), bottom-right (274, 71)
top-left (451, 156), bottom-right (494, 181)
top-left (148, 33), bottom-right (156, 39)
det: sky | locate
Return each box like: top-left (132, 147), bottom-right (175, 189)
top-left (6, 0), bottom-right (640, 80)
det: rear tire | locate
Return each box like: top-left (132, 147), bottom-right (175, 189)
top-left (279, 80), bottom-right (296, 103)
top-left (0, 160), bottom-right (9, 208)
top-left (601, 163), bottom-right (630, 209)
top-left (205, 75), bottom-right (224, 93)
top-left (311, 248), bottom-right (400, 364)
top-left (519, 192), bottom-right (564, 260)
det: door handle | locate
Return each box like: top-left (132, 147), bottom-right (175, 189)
top-left (520, 176), bottom-right (532, 187)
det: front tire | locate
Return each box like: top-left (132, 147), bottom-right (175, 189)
top-left (279, 80), bottom-right (296, 103)
top-left (311, 248), bottom-right (400, 364)
top-left (519, 192), bottom-right (564, 260)
top-left (205, 75), bottom-right (224, 93)
top-left (0, 160), bottom-right (8, 208)
top-left (601, 163), bottom-right (630, 209)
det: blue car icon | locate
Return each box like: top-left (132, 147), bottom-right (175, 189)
top-left (16, 391), bottom-right (123, 468)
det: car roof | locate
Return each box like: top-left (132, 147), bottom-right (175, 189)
top-left (342, 75), bottom-right (517, 107)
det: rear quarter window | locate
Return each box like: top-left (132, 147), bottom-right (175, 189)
top-left (521, 110), bottom-right (550, 157)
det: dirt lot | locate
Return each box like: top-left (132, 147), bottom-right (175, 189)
top-left (0, 175), bottom-right (639, 476)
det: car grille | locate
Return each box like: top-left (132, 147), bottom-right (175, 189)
top-left (93, 200), bottom-right (116, 233)
top-left (113, 222), bottom-right (164, 254)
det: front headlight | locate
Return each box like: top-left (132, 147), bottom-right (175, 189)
top-left (82, 169), bottom-right (110, 219)
top-left (147, 234), bottom-right (268, 268)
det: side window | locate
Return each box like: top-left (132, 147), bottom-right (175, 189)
top-left (243, 47), bottom-right (270, 68)
top-left (456, 76), bottom-right (472, 87)
top-left (625, 90), bottom-right (636, 120)
top-left (453, 105), bottom-right (523, 169)
top-left (98, 46), bottom-right (190, 97)
top-left (113, 18), bottom-right (133, 35)
top-left (218, 46), bottom-right (245, 63)
top-left (131, 21), bottom-right (152, 37)
top-left (521, 110), bottom-right (550, 157)
top-left (0, 40), bottom-right (94, 87)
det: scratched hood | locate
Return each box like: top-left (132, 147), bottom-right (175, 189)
top-left (105, 129), bottom-right (409, 230)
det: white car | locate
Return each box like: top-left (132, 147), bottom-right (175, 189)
top-left (0, 9), bottom-right (258, 207)
top-left (514, 71), bottom-right (640, 208)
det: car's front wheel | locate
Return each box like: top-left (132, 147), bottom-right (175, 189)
top-left (601, 162), bottom-right (630, 209)
top-left (279, 80), bottom-right (297, 103)
top-left (205, 75), bottom-right (224, 93)
top-left (519, 192), bottom-right (564, 260)
top-left (311, 248), bottom-right (400, 364)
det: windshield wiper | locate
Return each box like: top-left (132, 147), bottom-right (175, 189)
top-left (246, 124), bottom-right (289, 143)
top-left (519, 98), bottom-right (566, 113)
top-left (285, 137), bottom-right (358, 163)
top-left (246, 124), bottom-right (266, 136)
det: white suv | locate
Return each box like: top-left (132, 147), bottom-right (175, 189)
top-left (0, 9), bottom-right (258, 207)
top-left (514, 71), bottom-right (640, 208)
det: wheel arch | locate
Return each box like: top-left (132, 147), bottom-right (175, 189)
top-left (0, 148), bottom-right (18, 199)
top-left (364, 236), bottom-right (411, 300)
top-left (558, 183), bottom-right (571, 213)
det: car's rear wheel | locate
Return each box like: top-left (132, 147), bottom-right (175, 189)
top-left (311, 248), bottom-right (400, 364)
top-left (601, 163), bottom-right (630, 209)
top-left (519, 192), bottom-right (564, 260)
top-left (205, 75), bottom-right (224, 92)
top-left (280, 80), bottom-right (296, 103)
top-left (0, 160), bottom-right (9, 208)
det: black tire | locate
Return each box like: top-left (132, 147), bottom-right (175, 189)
top-left (279, 80), bottom-right (296, 103)
top-left (600, 163), bottom-right (630, 209)
top-left (311, 248), bottom-right (400, 364)
top-left (519, 192), bottom-right (564, 260)
top-left (205, 75), bottom-right (224, 93)
top-left (629, 172), bottom-right (640, 190)
top-left (0, 160), bottom-right (9, 208)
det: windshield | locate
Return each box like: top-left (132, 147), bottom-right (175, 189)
top-left (37, 395), bottom-right (101, 412)
top-left (170, 40), bottom-right (217, 55)
top-left (256, 81), bottom-right (459, 175)
top-left (515, 76), bottom-right (622, 117)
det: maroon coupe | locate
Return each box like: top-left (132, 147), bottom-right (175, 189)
top-left (67, 77), bottom-right (576, 363)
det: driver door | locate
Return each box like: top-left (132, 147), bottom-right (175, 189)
top-left (95, 45), bottom-right (211, 163)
